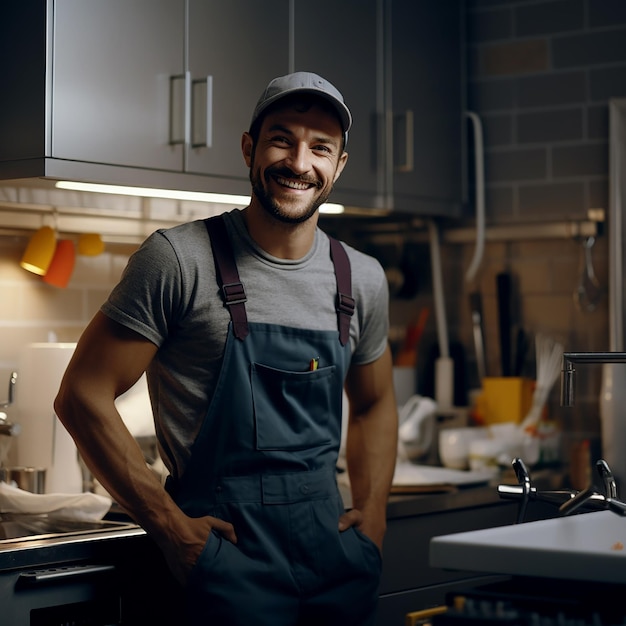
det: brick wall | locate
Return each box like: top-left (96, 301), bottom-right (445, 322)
top-left (333, 1), bottom-right (626, 466)
top-left (467, 0), bottom-right (626, 221)
top-left (456, 0), bottom-right (626, 456)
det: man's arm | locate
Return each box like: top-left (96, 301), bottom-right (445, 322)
top-left (341, 344), bottom-right (398, 550)
top-left (54, 311), bottom-right (236, 583)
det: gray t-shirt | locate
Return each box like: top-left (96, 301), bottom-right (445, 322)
top-left (102, 209), bottom-right (389, 478)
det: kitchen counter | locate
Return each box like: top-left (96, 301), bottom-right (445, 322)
top-left (431, 509), bottom-right (626, 585)
top-left (427, 510), bottom-right (626, 625)
top-left (0, 469), bottom-right (562, 625)
top-left (0, 485), bottom-right (503, 572)
top-left (0, 518), bottom-right (145, 571)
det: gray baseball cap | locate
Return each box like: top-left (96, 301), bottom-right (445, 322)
top-left (250, 72), bottom-right (352, 143)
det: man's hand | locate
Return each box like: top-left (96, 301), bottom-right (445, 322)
top-left (162, 514), bottom-right (237, 585)
top-left (338, 508), bottom-right (384, 552)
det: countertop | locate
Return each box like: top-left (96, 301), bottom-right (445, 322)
top-left (430, 509), bottom-right (626, 585)
top-left (0, 467), bottom-right (563, 573)
top-left (0, 486), bottom-right (497, 572)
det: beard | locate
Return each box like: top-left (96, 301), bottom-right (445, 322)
top-left (249, 164), bottom-right (334, 225)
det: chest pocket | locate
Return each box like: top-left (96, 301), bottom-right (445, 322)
top-left (251, 362), bottom-right (337, 451)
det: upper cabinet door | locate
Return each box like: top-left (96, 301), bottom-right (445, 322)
top-left (294, 0), bottom-right (386, 210)
top-left (390, 0), bottom-right (465, 216)
top-left (185, 0), bottom-right (290, 179)
top-left (51, 0), bottom-right (185, 171)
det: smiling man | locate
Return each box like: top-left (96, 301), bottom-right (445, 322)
top-left (55, 72), bottom-right (398, 626)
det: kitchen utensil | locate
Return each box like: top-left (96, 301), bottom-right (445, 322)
top-left (574, 236), bottom-right (603, 312)
top-left (519, 334), bottom-right (563, 432)
top-left (438, 427), bottom-right (488, 470)
top-left (496, 272), bottom-right (512, 376)
top-left (394, 307), bottom-right (429, 367)
top-left (480, 377), bottom-right (534, 424)
top-left (0, 467), bottom-right (46, 494)
top-left (513, 327), bottom-right (528, 376)
top-left (397, 395), bottom-right (436, 461)
top-left (469, 292), bottom-right (487, 382)
top-left (0, 372), bottom-right (19, 468)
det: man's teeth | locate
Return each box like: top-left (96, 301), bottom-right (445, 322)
top-left (276, 177), bottom-right (311, 190)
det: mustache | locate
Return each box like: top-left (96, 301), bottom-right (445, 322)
top-left (265, 167), bottom-right (322, 189)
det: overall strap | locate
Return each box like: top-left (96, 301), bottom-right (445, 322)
top-left (204, 216), bottom-right (249, 340)
top-left (328, 236), bottom-right (355, 346)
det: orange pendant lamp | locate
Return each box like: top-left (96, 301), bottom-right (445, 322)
top-left (43, 239), bottom-right (76, 288)
top-left (20, 226), bottom-right (57, 275)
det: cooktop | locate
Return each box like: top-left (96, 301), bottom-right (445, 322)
top-left (0, 513), bottom-right (138, 543)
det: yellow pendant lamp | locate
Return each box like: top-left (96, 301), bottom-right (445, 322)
top-left (78, 233), bottom-right (105, 256)
top-left (43, 239), bottom-right (76, 288)
top-left (20, 226), bottom-right (57, 275)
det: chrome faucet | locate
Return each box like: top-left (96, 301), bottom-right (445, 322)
top-left (560, 352), bottom-right (626, 406)
top-left (0, 372), bottom-right (19, 437)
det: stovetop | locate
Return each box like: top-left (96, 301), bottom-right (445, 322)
top-left (0, 513), bottom-right (138, 544)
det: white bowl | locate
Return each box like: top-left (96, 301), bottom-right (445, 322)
top-left (438, 427), bottom-right (488, 470)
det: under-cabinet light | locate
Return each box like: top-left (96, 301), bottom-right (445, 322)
top-left (54, 181), bottom-right (344, 214)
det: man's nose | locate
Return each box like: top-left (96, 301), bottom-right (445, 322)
top-left (285, 142), bottom-right (311, 174)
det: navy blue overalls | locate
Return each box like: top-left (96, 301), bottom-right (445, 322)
top-left (166, 216), bottom-right (382, 626)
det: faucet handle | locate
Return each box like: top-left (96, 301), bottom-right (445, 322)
top-left (511, 458), bottom-right (532, 523)
top-left (559, 485), bottom-right (597, 516)
top-left (596, 459), bottom-right (618, 499)
top-left (512, 457), bottom-right (531, 487)
top-left (0, 372), bottom-right (17, 409)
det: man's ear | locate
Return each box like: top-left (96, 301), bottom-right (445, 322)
top-left (333, 151), bottom-right (348, 183)
top-left (242, 132), bottom-right (253, 167)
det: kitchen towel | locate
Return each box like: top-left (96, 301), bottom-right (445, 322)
top-left (0, 481), bottom-right (111, 521)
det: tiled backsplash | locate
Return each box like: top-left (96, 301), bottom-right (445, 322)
top-left (0, 235), bottom-right (134, 398)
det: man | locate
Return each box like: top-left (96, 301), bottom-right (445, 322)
top-left (55, 72), bottom-right (398, 625)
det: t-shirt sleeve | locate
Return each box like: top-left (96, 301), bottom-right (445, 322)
top-left (350, 253), bottom-right (390, 366)
top-left (101, 231), bottom-right (183, 347)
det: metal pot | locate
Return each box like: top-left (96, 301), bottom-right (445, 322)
top-left (0, 466), bottom-right (46, 493)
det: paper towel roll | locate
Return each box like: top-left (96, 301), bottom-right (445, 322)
top-left (16, 343), bottom-right (82, 494)
top-left (115, 373), bottom-right (155, 438)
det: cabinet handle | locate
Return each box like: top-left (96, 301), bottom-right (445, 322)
top-left (169, 74), bottom-right (186, 145)
top-left (191, 75), bottom-right (213, 148)
top-left (405, 605), bottom-right (447, 625)
top-left (394, 109), bottom-right (414, 173)
top-left (17, 564), bottom-right (116, 587)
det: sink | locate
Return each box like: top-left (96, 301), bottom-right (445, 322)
top-left (430, 510), bottom-right (626, 584)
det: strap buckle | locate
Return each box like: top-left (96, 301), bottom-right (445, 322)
top-left (337, 292), bottom-right (355, 317)
top-left (222, 281), bottom-right (247, 306)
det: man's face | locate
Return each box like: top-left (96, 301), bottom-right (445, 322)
top-left (243, 99), bottom-right (348, 225)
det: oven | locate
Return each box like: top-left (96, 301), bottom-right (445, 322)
top-left (0, 515), bottom-right (145, 626)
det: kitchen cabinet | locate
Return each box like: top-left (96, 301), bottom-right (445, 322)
top-left (2, 0), bottom-right (289, 192)
top-left (294, 0), bottom-right (384, 210)
top-left (375, 487), bottom-right (555, 625)
top-left (294, 0), bottom-right (465, 217)
top-left (389, 0), bottom-right (465, 216)
top-left (51, 0), bottom-right (185, 173)
top-left (3, 1), bottom-right (463, 215)
top-left (184, 0), bottom-right (289, 177)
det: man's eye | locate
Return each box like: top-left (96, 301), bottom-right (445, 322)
top-left (271, 136), bottom-right (290, 145)
top-left (313, 145), bottom-right (331, 153)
